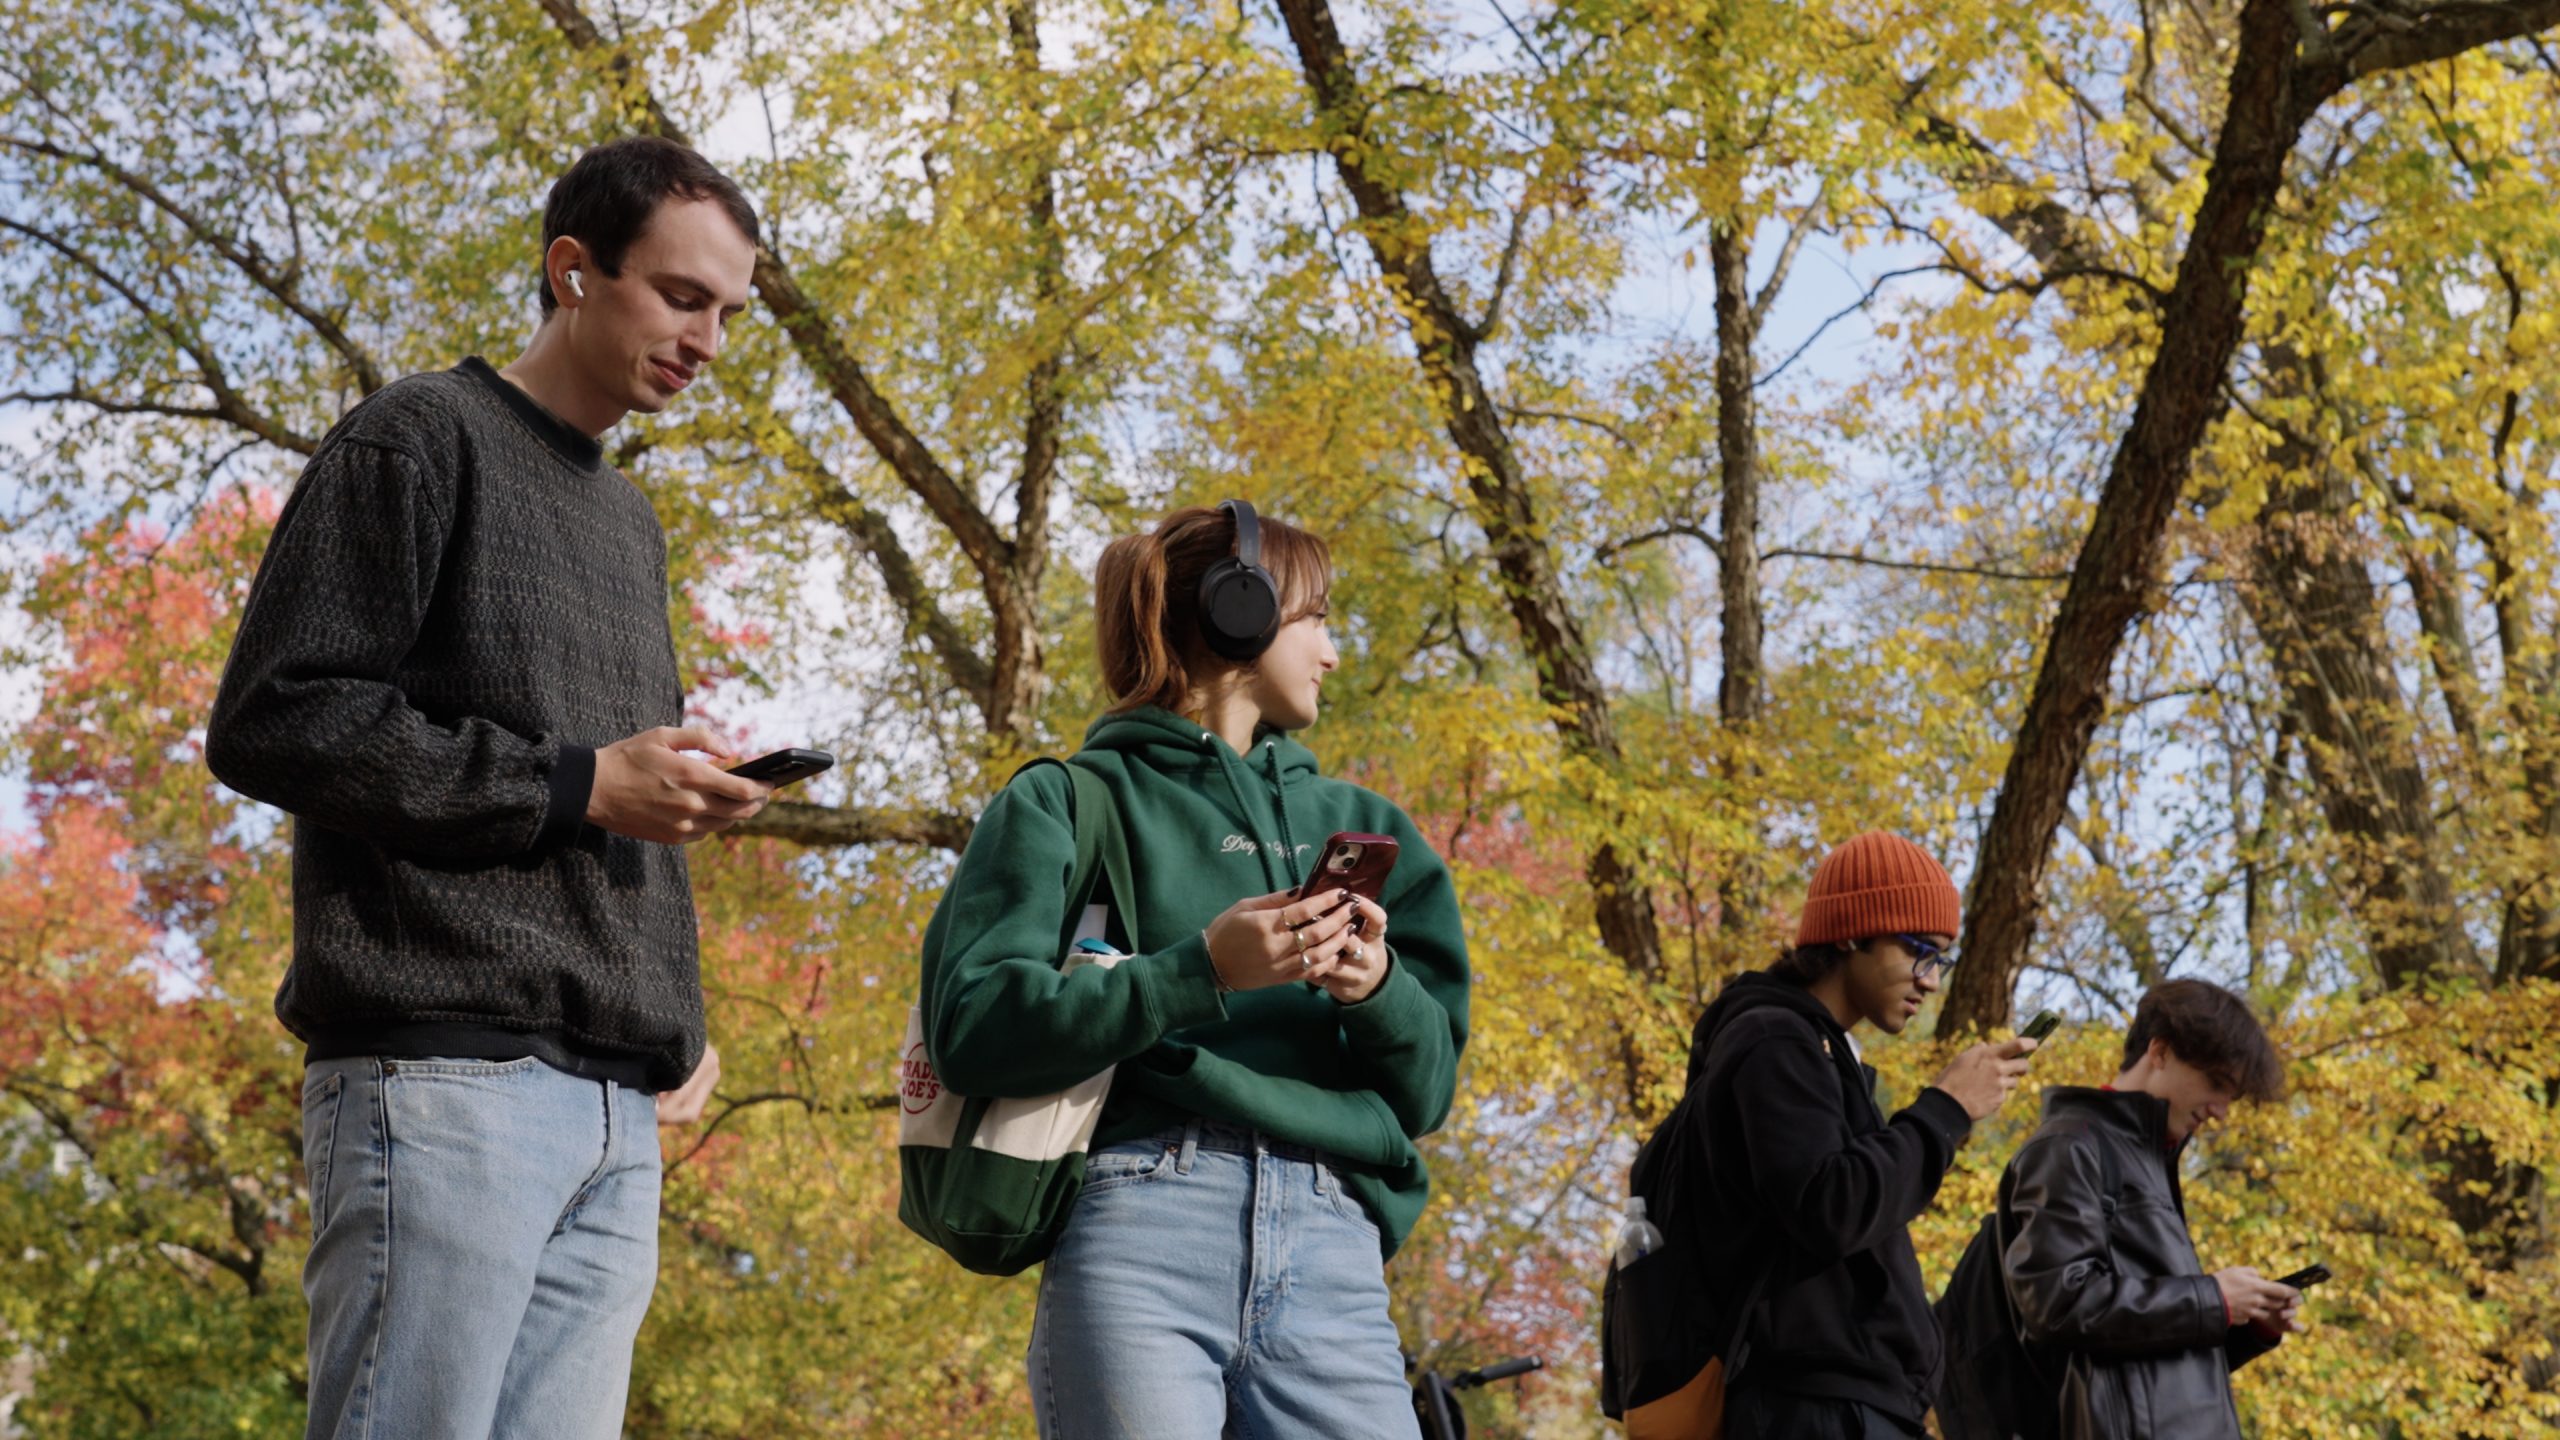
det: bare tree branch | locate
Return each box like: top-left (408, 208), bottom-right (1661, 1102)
top-left (1748, 184), bottom-right (1828, 334)
top-left (2316, 0), bottom-right (2560, 96)
top-left (1274, 0), bottom-right (1665, 1012)
top-left (1499, 403), bottom-right (1639, 451)
top-left (786, 438), bottom-right (995, 709)
top-left (1469, 197), bottom-right (1535, 342)
top-left (0, 130), bottom-right (385, 394)
top-left (1763, 546), bottom-right (2071, 583)
top-left (732, 800), bottom-right (972, 851)
top-left (0, 216), bottom-right (316, 453)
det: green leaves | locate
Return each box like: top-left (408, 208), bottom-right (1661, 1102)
top-left (11, 1), bottom-right (2560, 1432)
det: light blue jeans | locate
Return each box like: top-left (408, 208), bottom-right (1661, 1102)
top-left (1028, 1121), bottom-right (1422, 1440)
top-left (300, 1055), bottom-right (662, 1440)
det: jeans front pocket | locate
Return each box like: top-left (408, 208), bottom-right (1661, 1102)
top-left (301, 1069), bottom-right (347, 1231)
top-left (1079, 1142), bottom-right (1173, 1196)
top-left (388, 1054), bottom-right (546, 1078)
top-left (1316, 1162), bottom-right (1383, 1242)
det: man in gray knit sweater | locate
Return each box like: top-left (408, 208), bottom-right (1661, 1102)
top-left (207, 137), bottom-right (773, 1439)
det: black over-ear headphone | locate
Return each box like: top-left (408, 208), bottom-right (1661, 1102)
top-left (1196, 499), bottom-right (1282, 661)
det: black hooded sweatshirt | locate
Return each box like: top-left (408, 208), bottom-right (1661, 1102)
top-left (1682, 971), bottom-right (1976, 1426)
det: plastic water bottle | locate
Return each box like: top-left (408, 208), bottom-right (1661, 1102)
top-left (1613, 1197), bottom-right (1666, 1269)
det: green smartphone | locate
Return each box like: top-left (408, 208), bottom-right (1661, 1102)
top-left (2020, 1009), bottom-right (2062, 1043)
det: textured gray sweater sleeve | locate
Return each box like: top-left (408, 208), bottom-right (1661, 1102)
top-left (206, 438), bottom-right (592, 861)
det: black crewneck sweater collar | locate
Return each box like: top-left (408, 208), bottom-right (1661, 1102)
top-left (458, 356), bottom-right (606, 474)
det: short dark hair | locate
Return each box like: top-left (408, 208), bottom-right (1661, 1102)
top-left (2122, 979), bottom-right (2285, 1102)
top-left (538, 137), bottom-right (761, 313)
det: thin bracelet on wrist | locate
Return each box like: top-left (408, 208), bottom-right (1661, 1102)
top-left (1206, 934), bottom-right (1236, 996)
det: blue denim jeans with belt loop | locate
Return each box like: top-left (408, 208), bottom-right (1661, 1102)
top-left (1028, 1119), bottom-right (1422, 1440)
top-left (299, 1055), bottom-right (662, 1440)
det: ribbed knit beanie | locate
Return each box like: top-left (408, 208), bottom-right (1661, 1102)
top-left (1794, 831), bottom-right (1961, 947)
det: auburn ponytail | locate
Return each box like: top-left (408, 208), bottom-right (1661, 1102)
top-left (1095, 529), bottom-right (1180, 709)
top-left (1095, 504), bottom-right (1332, 714)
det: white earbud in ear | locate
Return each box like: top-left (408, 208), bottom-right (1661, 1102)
top-left (565, 269), bottom-right (585, 298)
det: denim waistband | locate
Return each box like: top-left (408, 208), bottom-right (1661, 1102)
top-left (1141, 1118), bottom-right (1335, 1168)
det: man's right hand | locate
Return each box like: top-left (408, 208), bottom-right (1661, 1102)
top-left (586, 726), bottom-right (772, 844)
top-left (1932, 1035), bottom-right (2038, 1120)
top-left (2214, 1266), bottom-right (2298, 1328)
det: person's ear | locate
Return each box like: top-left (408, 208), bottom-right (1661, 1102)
top-left (545, 236), bottom-right (587, 308)
top-left (2147, 1037), bottom-right (2173, 1069)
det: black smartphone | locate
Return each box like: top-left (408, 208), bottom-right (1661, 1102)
top-left (728, 747), bottom-right (836, 786)
top-left (2275, 1262), bottom-right (2331, 1290)
top-left (2021, 1010), bottom-right (2063, 1043)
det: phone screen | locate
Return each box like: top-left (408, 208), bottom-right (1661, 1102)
top-left (2021, 1010), bottom-right (2062, 1042)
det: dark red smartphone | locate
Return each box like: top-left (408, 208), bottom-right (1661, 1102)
top-left (1295, 832), bottom-right (1400, 914)
top-left (727, 747), bottom-right (836, 786)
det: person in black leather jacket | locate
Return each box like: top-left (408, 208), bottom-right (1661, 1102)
top-left (2001, 979), bottom-right (2302, 1440)
top-left (1686, 832), bottom-right (2038, 1440)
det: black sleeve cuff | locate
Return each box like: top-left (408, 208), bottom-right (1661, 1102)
top-left (535, 744), bottom-right (596, 852)
top-left (1907, 1086), bottom-right (1977, 1153)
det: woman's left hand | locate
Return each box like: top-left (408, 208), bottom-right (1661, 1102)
top-left (1305, 894), bottom-right (1391, 1004)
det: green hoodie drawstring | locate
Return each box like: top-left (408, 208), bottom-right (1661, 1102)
top-left (1264, 736), bottom-right (1306, 893)
top-left (1201, 729), bottom-right (1307, 894)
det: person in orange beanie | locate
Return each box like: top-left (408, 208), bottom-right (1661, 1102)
top-left (1683, 832), bottom-right (2036, 1439)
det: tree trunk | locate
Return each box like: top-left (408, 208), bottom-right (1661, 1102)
top-left (1710, 224), bottom-right (1765, 955)
top-left (2235, 452), bottom-right (2479, 987)
top-left (1938, 0), bottom-right (2308, 1036)
top-left (1276, 0), bottom-right (1665, 994)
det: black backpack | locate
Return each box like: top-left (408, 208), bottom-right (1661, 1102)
top-left (1599, 1003), bottom-right (1801, 1435)
top-left (1598, 1080), bottom-right (1776, 1436)
top-left (1933, 1123), bottom-right (2122, 1440)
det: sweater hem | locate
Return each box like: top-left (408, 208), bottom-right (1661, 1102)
top-left (300, 1019), bottom-right (663, 1091)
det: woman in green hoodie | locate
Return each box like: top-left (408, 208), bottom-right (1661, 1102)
top-left (921, 501), bottom-right (1470, 1439)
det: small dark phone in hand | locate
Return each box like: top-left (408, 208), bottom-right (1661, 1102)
top-left (2275, 1263), bottom-right (2331, 1290)
top-left (2020, 1010), bottom-right (2063, 1043)
top-left (1294, 833), bottom-right (1400, 925)
top-left (728, 747), bottom-right (836, 786)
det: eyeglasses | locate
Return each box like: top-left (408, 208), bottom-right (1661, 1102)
top-left (1894, 934), bottom-right (1959, 981)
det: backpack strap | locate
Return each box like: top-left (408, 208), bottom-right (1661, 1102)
top-left (1010, 757), bottom-right (1139, 953)
top-left (1720, 1246), bottom-right (1781, 1382)
top-left (1699, 1004), bottom-right (1844, 1385)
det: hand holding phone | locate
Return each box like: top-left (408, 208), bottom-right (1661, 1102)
top-left (588, 725), bottom-right (771, 845)
top-left (1293, 832), bottom-right (1400, 910)
top-left (1293, 833), bottom-right (1400, 1003)
top-left (2274, 1262), bottom-right (2331, 1290)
